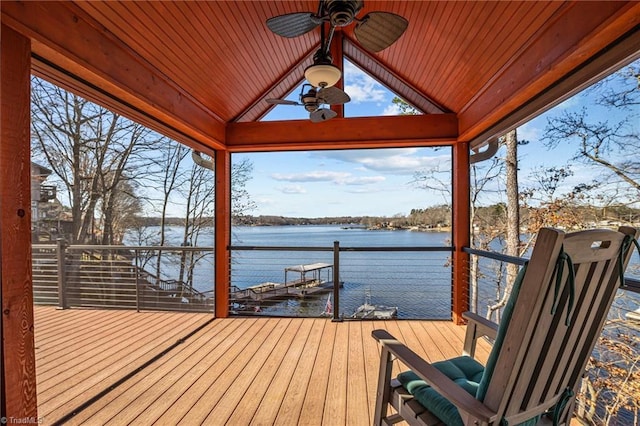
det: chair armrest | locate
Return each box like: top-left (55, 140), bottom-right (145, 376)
top-left (372, 329), bottom-right (497, 425)
top-left (462, 311), bottom-right (498, 358)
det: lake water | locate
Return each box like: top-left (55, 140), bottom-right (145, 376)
top-left (230, 225), bottom-right (453, 318)
top-left (126, 225), bottom-right (640, 320)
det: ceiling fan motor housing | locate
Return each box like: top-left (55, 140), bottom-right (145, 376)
top-left (302, 88), bottom-right (319, 111)
top-left (325, 0), bottom-right (363, 27)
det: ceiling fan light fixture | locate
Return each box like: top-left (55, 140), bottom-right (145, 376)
top-left (304, 63), bottom-right (341, 88)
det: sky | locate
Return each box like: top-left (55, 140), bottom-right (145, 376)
top-left (232, 60), bottom-right (638, 218)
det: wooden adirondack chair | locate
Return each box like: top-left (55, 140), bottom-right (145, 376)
top-left (372, 226), bottom-right (639, 426)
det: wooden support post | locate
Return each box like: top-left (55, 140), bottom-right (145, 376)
top-left (214, 150), bottom-right (231, 318)
top-left (452, 141), bottom-right (471, 325)
top-left (1, 24), bottom-right (38, 418)
top-left (329, 29), bottom-right (344, 118)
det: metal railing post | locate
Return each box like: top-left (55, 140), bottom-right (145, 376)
top-left (134, 248), bottom-right (140, 312)
top-left (333, 241), bottom-right (341, 322)
top-left (56, 238), bottom-right (68, 309)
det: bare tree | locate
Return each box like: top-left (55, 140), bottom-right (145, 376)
top-left (504, 130), bottom-right (520, 281)
top-left (543, 60), bottom-right (639, 201)
top-left (31, 77), bottom-right (160, 243)
top-left (154, 143), bottom-right (189, 278)
top-left (231, 157), bottom-right (257, 221)
top-left (544, 109), bottom-right (639, 194)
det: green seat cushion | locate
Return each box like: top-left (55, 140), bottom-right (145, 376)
top-left (397, 355), bottom-right (484, 426)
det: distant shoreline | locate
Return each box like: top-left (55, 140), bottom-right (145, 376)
top-left (131, 215), bottom-right (451, 229)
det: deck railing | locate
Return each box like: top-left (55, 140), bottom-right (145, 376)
top-left (33, 241), bottom-right (455, 318)
top-left (464, 247), bottom-right (640, 425)
top-left (32, 242), bottom-right (215, 312)
top-left (229, 242), bottom-right (453, 319)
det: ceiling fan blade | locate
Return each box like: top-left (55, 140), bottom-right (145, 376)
top-left (266, 12), bottom-right (319, 38)
top-left (310, 108), bottom-right (337, 123)
top-left (266, 98), bottom-right (300, 105)
top-left (317, 86), bottom-right (351, 105)
top-left (354, 12), bottom-right (408, 52)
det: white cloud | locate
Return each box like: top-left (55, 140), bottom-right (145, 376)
top-left (271, 171), bottom-right (351, 182)
top-left (343, 62), bottom-right (387, 104)
top-left (345, 186), bottom-right (386, 194)
top-left (517, 122), bottom-right (543, 143)
top-left (255, 196), bottom-right (276, 207)
top-left (342, 176), bottom-right (386, 185)
top-left (278, 185), bottom-right (307, 194)
top-left (311, 149), bottom-right (451, 175)
top-left (271, 170), bottom-right (385, 186)
top-left (382, 103), bottom-right (401, 115)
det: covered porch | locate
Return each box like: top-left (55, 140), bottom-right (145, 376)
top-left (2, 0), bottom-right (640, 421)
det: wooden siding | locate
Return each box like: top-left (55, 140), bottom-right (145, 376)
top-left (33, 306), bottom-right (490, 425)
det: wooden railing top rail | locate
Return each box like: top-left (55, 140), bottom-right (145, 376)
top-left (230, 245), bottom-right (453, 252)
top-left (464, 246), bottom-right (640, 294)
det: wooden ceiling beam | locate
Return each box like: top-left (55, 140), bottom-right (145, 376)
top-left (1, 1), bottom-right (226, 150)
top-left (226, 114), bottom-right (458, 152)
top-left (459, 1), bottom-right (640, 144)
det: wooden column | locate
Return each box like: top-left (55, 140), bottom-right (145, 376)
top-left (1, 24), bottom-right (38, 417)
top-left (452, 141), bottom-right (470, 325)
top-left (214, 150), bottom-right (231, 318)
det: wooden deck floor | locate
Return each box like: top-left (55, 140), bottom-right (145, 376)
top-left (34, 306), bottom-right (491, 426)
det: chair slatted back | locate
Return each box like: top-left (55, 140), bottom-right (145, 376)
top-left (483, 227), bottom-right (638, 425)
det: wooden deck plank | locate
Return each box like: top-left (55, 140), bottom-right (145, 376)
top-left (272, 319), bottom-right (327, 426)
top-left (155, 320), bottom-right (277, 425)
top-left (228, 319), bottom-right (313, 425)
top-left (35, 309), bottom-right (133, 346)
top-left (322, 321), bottom-right (349, 426)
top-left (360, 320), bottom-right (382, 420)
top-left (415, 320), bottom-right (457, 361)
top-left (34, 307), bottom-right (212, 422)
top-left (247, 318), bottom-right (317, 425)
top-left (125, 323), bottom-right (249, 424)
top-left (36, 311), bottom-right (165, 374)
top-left (298, 318), bottom-right (336, 425)
top-left (221, 318), bottom-right (303, 424)
top-left (200, 319), bottom-right (300, 425)
top-left (68, 319), bottom-right (245, 425)
top-left (417, 320), bottom-right (461, 360)
top-left (40, 314), bottom-right (212, 421)
top-left (38, 312), bottom-right (193, 391)
top-left (179, 318), bottom-right (293, 425)
top-left (33, 307), bottom-right (492, 426)
top-left (346, 322), bottom-right (370, 426)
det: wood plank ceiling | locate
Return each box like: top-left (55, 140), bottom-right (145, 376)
top-left (72, 1), bottom-right (562, 121)
top-left (2, 1), bottom-right (639, 151)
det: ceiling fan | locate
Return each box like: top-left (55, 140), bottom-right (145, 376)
top-left (266, 0), bottom-right (408, 53)
top-left (266, 83), bottom-right (351, 122)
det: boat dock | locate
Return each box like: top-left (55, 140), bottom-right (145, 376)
top-left (230, 263), bottom-right (339, 309)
